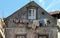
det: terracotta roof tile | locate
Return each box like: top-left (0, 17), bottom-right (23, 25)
top-left (49, 11), bottom-right (60, 15)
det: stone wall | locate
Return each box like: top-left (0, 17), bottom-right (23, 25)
top-left (5, 27), bottom-right (57, 38)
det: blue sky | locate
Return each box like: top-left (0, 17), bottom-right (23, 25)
top-left (0, 0), bottom-right (60, 18)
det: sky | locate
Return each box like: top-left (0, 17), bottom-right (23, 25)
top-left (0, 0), bottom-right (60, 18)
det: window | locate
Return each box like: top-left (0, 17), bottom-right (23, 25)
top-left (28, 9), bottom-right (36, 19)
top-left (41, 12), bottom-right (45, 15)
top-left (16, 35), bottom-right (26, 38)
top-left (38, 35), bottom-right (48, 38)
top-left (47, 20), bottom-right (51, 24)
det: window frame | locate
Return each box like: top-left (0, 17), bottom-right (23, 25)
top-left (16, 34), bottom-right (26, 38)
top-left (28, 8), bottom-right (37, 20)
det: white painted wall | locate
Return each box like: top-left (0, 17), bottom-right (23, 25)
top-left (57, 19), bottom-right (60, 38)
top-left (57, 19), bottom-right (60, 27)
top-left (58, 32), bottom-right (60, 38)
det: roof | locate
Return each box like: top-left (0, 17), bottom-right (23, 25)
top-left (5, 1), bottom-right (47, 19)
top-left (49, 11), bottom-right (60, 15)
top-left (49, 11), bottom-right (60, 19)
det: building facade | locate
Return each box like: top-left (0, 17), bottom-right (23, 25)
top-left (49, 11), bottom-right (60, 38)
top-left (49, 11), bottom-right (60, 31)
top-left (4, 1), bottom-right (57, 38)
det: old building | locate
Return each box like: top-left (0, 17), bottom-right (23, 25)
top-left (4, 1), bottom-right (57, 38)
top-left (49, 11), bottom-right (60, 31)
top-left (49, 11), bottom-right (60, 38)
top-left (0, 18), bottom-right (5, 38)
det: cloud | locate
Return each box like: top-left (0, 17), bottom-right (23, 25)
top-left (39, 0), bottom-right (45, 6)
top-left (46, 0), bottom-right (60, 10)
top-left (39, 0), bottom-right (44, 2)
